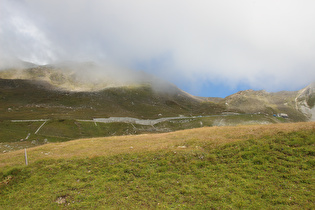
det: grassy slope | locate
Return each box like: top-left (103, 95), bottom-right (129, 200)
top-left (0, 122), bottom-right (314, 209)
top-left (0, 78), bottom-right (225, 120)
top-left (0, 114), bottom-right (283, 153)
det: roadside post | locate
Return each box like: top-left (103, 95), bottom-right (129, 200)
top-left (25, 148), bottom-right (28, 165)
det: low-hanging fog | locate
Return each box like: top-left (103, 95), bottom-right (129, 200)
top-left (1, 0), bottom-right (315, 97)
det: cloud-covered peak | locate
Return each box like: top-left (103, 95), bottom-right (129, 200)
top-left (1, 0), bottom-right (315, 96)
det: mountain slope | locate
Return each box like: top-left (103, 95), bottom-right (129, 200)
top-left (0, 64), bottom-right (225, 120)
top-left (223, 89), bottom-right (310, 121)
top-left (0, 62), bottom-right (314, 121)
top-left (295, 82), bottom-right (315, 121)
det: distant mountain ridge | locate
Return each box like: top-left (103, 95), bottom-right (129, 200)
top-left (0, 62), bottom-right (314, 121)
top-left (221, 89), bottom-right (307, 121)
top-left (0, 63), bottom-right (224, 120)
top-left (0, 62), bottom-right (152, 92)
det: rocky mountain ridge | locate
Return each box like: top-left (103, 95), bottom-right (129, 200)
top-left (295, 83), bottom-right (315, 121)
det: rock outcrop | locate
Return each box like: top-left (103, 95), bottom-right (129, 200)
top-left (296, 82), bottom-right (315, 121)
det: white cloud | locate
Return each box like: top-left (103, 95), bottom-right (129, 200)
top-left (1, 0), bottom-right (315, 94)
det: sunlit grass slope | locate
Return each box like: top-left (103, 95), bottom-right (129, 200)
top-left (1, 122), bottom-right (313, 167)
top-left (0, 122), bottom-right (314, 209)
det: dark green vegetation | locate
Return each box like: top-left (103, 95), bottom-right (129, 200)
top-left (0, 78), bottom-right (224, 120)
top-left (1, 130), bottom-right (314, 209)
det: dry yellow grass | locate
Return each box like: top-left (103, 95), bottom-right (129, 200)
top-left (1, 122), bottom-right (314, 168)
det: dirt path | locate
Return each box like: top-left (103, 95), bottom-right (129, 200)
top-left (91, 116), bottom-right (192, 125)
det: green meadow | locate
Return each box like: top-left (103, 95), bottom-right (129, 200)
top-left (0, 122), bottom-right (314, 209)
